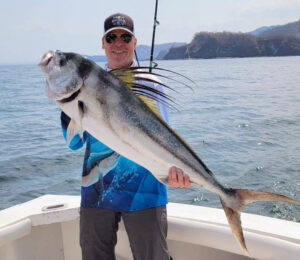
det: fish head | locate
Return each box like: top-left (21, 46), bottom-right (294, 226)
top-left (39, 50), bottom-right (85, 101)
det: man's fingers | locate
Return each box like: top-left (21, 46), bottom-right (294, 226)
top-left (168, 166), bottom-right (191, 188)
top-left (184, 174), bottom-right (190, 188)
top-left (177, 168), bottom-right (184, 188)
top-left (168, 166), bottom-right (176, 186)
top-left (169, 166), bottom-right (175, 186)
top-left (172, 167), bottom-right (180, 187)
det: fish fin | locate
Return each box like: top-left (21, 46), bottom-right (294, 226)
top-left (110, 68), bottom-right (179, 112)
top-left (132, 83), bottom-right (179, 114)
top-left (111, 66), bottom-right (198, 89)
top-left (66, 119), bottom-right (84, 145)
top-left (221, 189), bottom-right (300, 256)
top-left (139, 95), bottom-right (161, 117)
top-left (110, 69), bottom-right (160, 116)
top-left (234, 189), bottom-right (300, 206)
top-left (220, 198), bottom-right (250, 257)
top-left (110, 68), bottom-right (135, 86)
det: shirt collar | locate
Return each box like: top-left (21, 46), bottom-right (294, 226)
top-left (104, 60), bottom-right (138, 71)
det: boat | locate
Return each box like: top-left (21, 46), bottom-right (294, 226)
top-left (0, 195), bottom-right (299, 260)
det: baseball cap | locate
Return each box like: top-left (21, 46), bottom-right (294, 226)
top-left (103, 13), bottom-right (135, 36)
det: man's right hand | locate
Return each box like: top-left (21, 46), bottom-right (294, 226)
top-left (168, 166), bottom-right (191, 188)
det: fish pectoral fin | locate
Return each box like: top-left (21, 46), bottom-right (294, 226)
top-left (66, 119), bottom-right (84, 145)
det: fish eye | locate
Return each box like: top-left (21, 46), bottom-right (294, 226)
top-left (60, 58), bottom-right (67, 66)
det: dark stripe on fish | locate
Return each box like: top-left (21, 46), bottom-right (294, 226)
top-left (65, 52), bottom-right (77, 61)
top-left (58, 89), bottom-right (81, 103)
top-left (77, 58), bottom-right (93, 79)
top-left (60, 111), bottom-right (71, 129)
top-left (65, 52), bottom-right (94, 79)
top-left (125, 99), bottom-right (214, 178)
top-left (78, 100), bottom-right (88, 116)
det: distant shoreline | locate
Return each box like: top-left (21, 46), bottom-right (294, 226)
top-left (1, 55), bottom-right (300, 66)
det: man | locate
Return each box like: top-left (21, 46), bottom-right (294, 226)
top-left (61, 13), bottom-right (190, 260)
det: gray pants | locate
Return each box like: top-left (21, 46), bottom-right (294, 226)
top-left (80, 206), bottom-right (170, 260)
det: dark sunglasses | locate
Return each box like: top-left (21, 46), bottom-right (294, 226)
top-left (105, 33), bottom-right (133, 44)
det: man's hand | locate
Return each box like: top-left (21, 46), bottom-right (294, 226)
top-left (168, 166), bottom-right (191, 188)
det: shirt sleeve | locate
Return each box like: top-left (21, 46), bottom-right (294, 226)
top-left (60, 111), bottom-right (86, 150)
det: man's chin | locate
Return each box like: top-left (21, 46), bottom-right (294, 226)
top-left (111, 53), bottom-right (127, 60)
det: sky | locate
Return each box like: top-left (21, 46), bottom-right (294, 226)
top-left (1, 0), bottom-right (300, 63)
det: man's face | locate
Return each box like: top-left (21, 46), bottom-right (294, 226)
top-left (102, 29), bottom-right (137, 69)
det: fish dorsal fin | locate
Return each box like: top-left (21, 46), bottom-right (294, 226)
top-left (111, 69), bottom-right (135, 86)
top-left (138, 94), bottom-right (160, 117)
top-left (110, 69), bottom-right (167, 118)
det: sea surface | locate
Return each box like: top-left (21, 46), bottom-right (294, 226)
top-left (0, 56), bottom-right (299, 222)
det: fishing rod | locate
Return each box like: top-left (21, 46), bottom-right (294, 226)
top-left (149, 0), bottom-right (159, 72)
top-left (134, 50), bottom-right (140, 67)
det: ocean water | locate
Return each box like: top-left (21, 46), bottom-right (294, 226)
top-left (0, 56), bottom-right (299, 222)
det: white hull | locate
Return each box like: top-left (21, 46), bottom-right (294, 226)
top-left (0, 195), bottom-right (299, 260)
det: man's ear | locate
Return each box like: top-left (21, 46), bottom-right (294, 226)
top-left (101, 37), bottom-right (105, 49)
top-left (133, 37), bottom-right (137, 50)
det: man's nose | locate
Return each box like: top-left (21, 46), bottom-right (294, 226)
top-left (114, 37), bottom-right (124, 46)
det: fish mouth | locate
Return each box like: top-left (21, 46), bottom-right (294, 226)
top-left (39, 50), bottom-right (55, 67)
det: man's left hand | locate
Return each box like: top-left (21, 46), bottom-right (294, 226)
top-left (168, 166), bottom-right (191, 188)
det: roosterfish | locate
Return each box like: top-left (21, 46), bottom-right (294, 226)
top-left (39, 50), bottom-right (300, 257)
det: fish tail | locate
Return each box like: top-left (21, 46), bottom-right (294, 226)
top-left (220, 189), bottom-right (300, 256)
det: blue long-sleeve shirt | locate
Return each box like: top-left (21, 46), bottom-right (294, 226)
top-left (61, 65), bottom-right (169, 211)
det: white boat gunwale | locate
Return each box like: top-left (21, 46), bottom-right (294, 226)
top-left (0, 195), bottom-right (299, 260)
